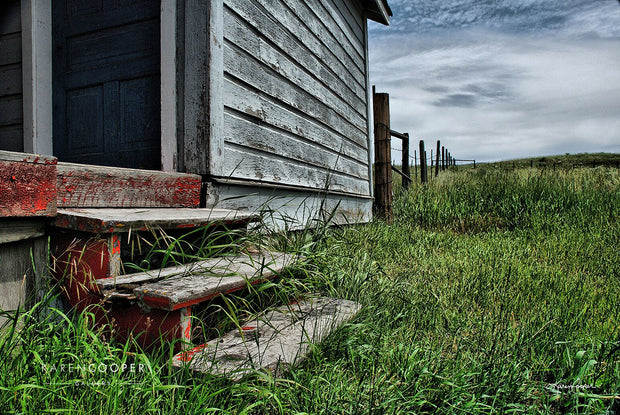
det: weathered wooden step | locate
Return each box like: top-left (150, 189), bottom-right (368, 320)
top-left (98, 252), bottom-right (297, 310)
top-left (57, 162), bottom-right (202, 208)
top-left (53, 207), bottom-right (257, 233)
top-left (172, 297), bottom-right (361, 379)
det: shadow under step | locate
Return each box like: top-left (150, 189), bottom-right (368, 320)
top-left (172, 297), bottom-right (361, 379)
top-left (51, 207), bottom-right (260, 286)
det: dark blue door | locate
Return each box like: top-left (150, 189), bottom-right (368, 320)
top-left (52, 0), bottom-right (161, 169)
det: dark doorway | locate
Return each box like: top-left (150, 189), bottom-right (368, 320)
top-left (52, 0), bottom-right (161, 169)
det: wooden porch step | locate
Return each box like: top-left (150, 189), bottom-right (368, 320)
top-left (171, 297), bottom-right (361, 379)
top-left (52, 207), bottom-right (257, 233)
top-left (98, 252), bottom-right (298, 311)
top-left (0, 150), bottom-right (57, 218)
top-left (56, 162), bottom-right (202, 208)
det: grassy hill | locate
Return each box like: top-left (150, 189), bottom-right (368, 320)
top-left (480, 152), bottom-right (620, 169)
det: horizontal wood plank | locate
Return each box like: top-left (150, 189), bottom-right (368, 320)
top-left (323, 0), bottom-right (365, 46)
top-left (131, 252), bottom-right (296, 310)
top-left (223, 112), bottom-right (369, 180)
top-left (252, 0), bottom-right (365, 82)
top-left (224, 44), bottom-right (367, 137)
top-left (224, 79), bottom-right (368, 160)
top-left (224, 0), bottom-right (365, 101)
top-left (57, 162), bottom-right (201, 208)
top-left (0, 95), bottom-right (22, 126)
top-left (56, 2), bottom-right (158, 37)
top-left (283, 0), bottom-right (364, 66)
top-left (172, 297), bottom-right (361, 378)
top-left (65, 18), bottom-right (159, 74)
top-left (0, 1), bottom-right (21, 35)
top-left (223, 4), bottom-right (365, 111)
top-left (0, 64), bottom-right (22, 96)
top-left (98, 252), bottom-right (287, 289)
top-left (0, 125), bottom-right (23, 152)
top-left (336, 0), bottom-right (364, 26)
top-left (0, 151), bottom-right (57, 217)
top-left (52, 208), bottom-right (256, 233)
top-left (0, 151), bottom-right (54, 164)
top-left (206, 182), bottom-right (373, 229)
top-left (224, 9), bottom-right (366, 119)
top-left (0, 218), bottom-right (46, 244)
top-left (220, 145), bottom-right (370, 195)
top-left (0, 33), bottom-right (22, 66)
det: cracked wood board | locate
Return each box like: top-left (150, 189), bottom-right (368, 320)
top-left (52, 207), bottom-right (257, 233)
top-left (56, 162), bottom-right (202, 208)
top-left (97, 252), bottom-right (293, 289)
top-left (172, 297), bottom-right (361, 379)
top-left (0, 150), bottom-right (57, 217)
top-left (129, 252), bottom-right (296, 310)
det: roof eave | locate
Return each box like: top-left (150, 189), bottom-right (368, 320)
top-left (365, 0), bottom-right (392, 25)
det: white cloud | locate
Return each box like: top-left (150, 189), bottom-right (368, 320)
top-left (369, 30), bottom-right (620, 162)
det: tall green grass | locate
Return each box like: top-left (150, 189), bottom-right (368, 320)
top-left (1, 166), bottom-right (618, 414)
top-left (300, 167), bottom-right (619, 413)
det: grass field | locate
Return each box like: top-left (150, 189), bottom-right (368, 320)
top-left (1, 158), bottom-right (618, 414)
top-left (479, 152), bottom-right (620, 170)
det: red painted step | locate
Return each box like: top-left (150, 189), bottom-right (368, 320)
top-left (56, 162), bottom-right (202, 208)
top-left (50, 207), bottom-right (263, 351)
top-left (98, 252), bottom-right (296, 311)
top-left (0, 150), bottom-right (57, 218)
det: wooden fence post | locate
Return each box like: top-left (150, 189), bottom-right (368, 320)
top-left (414, 150), bottom-right (417, 181)
top-left (435, 140), bottom-right (440, 177)
top-left (441, 146), bottom-right (445, 171)
top-left (373, 92), bottom-right (393, 222)
top-left (402, 133), bottom-right (411, 189)
top-left (419, 140), bottom-right (427, 183)
top-left (430, 149), bottom-right (433, 179)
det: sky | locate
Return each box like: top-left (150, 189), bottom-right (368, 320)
top-left (368, 0), bottom-right (620, 163)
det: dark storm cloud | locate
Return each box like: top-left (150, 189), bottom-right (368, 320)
top-left (434, 93), bottom-right (477, 108)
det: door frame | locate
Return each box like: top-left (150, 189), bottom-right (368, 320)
top-left (20, 0), bottom-right (217, 173)
top-left (21, 0), bottom-right (52, 156)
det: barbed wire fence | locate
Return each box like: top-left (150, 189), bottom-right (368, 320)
top-left (388, 131), bottom-right (470, 186)
top-left (372, 87), bottom-right (476, 221)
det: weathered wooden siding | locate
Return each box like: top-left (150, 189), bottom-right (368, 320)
top-left (220, 0), bottom-right (370, 197)
top-left (206, 182), bottom-right (372, 230)
top-left (0, 227), bottom-right (47, 326)
top-left (0, 0), bottom-right (23, 152)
